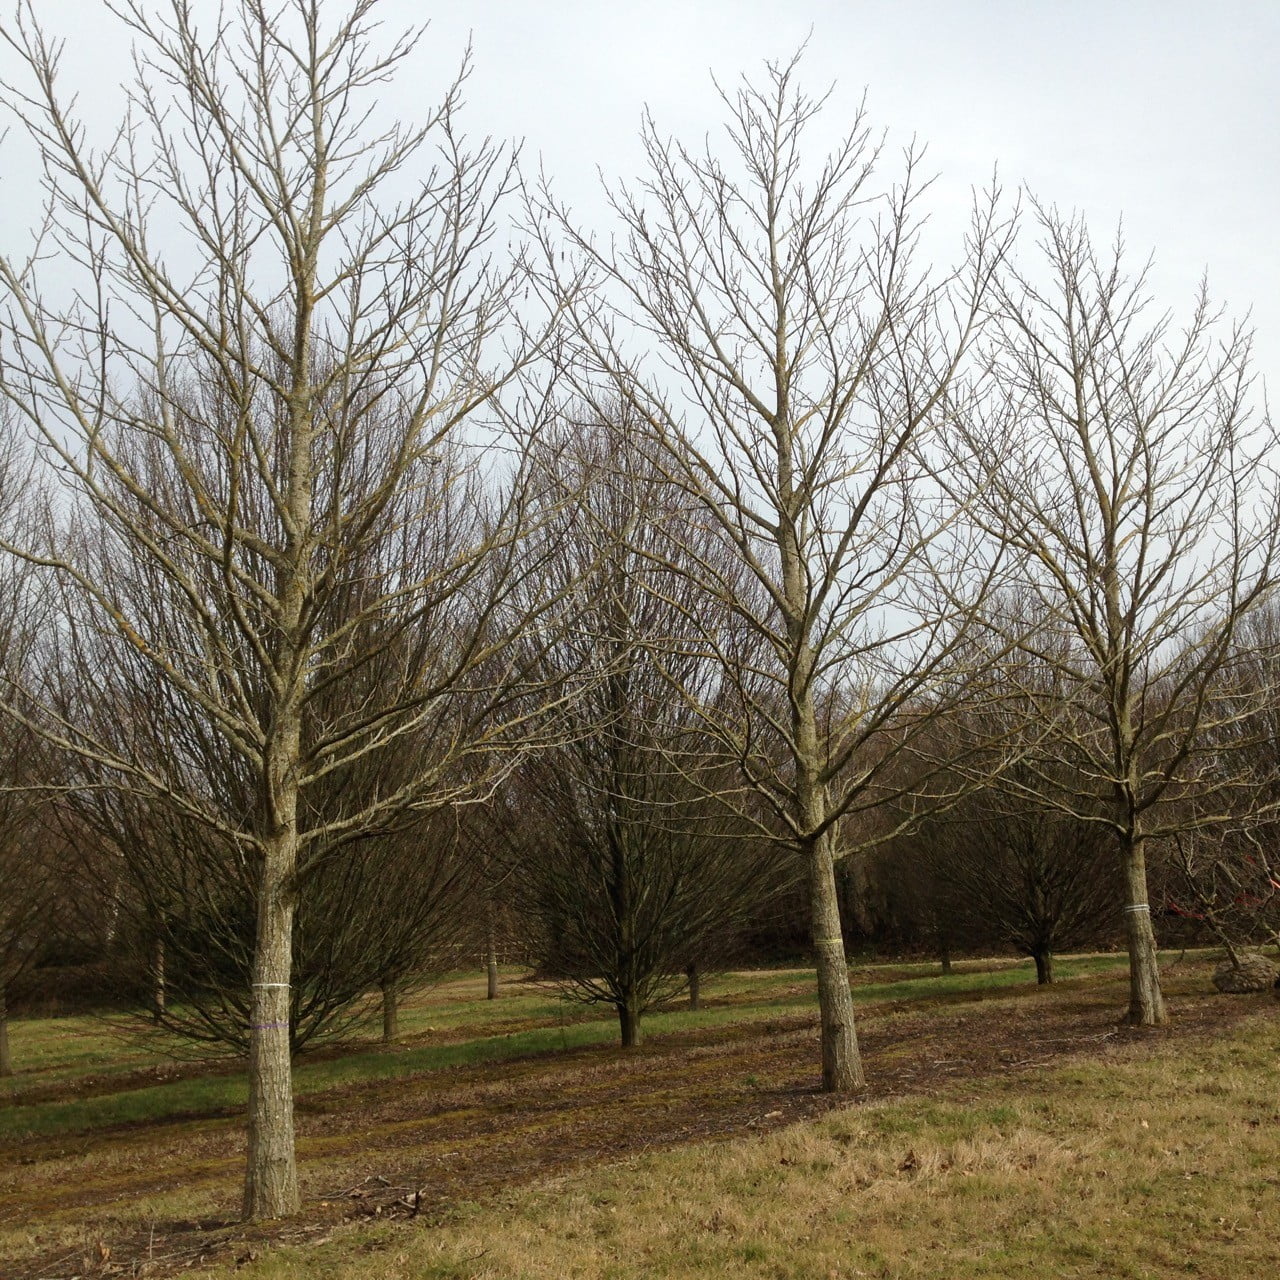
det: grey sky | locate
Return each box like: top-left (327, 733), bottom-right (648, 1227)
top-left (5, 0), bottom-right (1277, 386)
top-left (423, 0), bottom-right (1277, 387)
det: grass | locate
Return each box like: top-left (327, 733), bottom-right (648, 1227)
top-left (2, 950), bottom-right (1272, 1278)
top-left (0, 1011), bottom-right (158, 1092)
top-left (204, 1003), bottom-right (1280, 1280)
top-left (0, 953), bottom-right (1135, 1143)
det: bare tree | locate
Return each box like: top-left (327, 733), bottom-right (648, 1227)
top-left (0, 806), bottom-right (49, 1079)
top-left (0, 0), bottom-right (568, 1218)
top-left (537, 58), bottom-right (1013, 1088)
top-left (912, 786), bottom-right (1117, 984)
top-left (0, 425), bottom-right (50, 1077)
top-left (54, 473), bottom-right (491, 1056)
top-left (880, 629), bottom-right (1120, 981)
top-left (1165, 605), bottom-right (1280, 967)
top-left (507, 413), bottom-right (791, 1047)
top-left (956, 206), bottom-right (1280, 1024)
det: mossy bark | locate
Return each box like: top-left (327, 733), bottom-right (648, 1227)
top-left (243, 682), bottom-right (303, 1221)
top-left (781, 472), bottom-right (864, 1094)
top-left (240, 200), bottom-right (317, 1220)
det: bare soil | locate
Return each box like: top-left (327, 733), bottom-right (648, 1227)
top-left (4, 962), bottom-right (1274, 1279)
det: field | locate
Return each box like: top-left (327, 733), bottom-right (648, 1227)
top-left (2, 954), bottom-right (1277, 1279)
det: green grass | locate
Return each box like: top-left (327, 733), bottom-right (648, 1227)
top-left (0, 952), bottom-right (1140, 1143)
top-left (0, 1011), bottom-right (158, 1090)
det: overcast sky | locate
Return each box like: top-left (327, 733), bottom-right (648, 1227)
top-left (422, 0), bottom-right (1278, 389)
top-left (4, 0), bottom-right (1277, 388)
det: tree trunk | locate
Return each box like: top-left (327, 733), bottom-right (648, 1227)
top-left (242, 829), bottom-right (300, 1220)
top-left (617, 996), bottom-right (641, 1048)
top-left (687, 962), bottom-right (700, 1011)
top-left (939, 931), bottom-right (952, 976)
top-left (152, 937), bottom-right (166, 1018)
top-left (485, 896), bottom-right (499, 1000)
top-left (807, 832), bottom-right (864, 1091)
top-left (102, 878), bottom-right (122, 948)
top-left (381, 979), bottom-right (399, 1044)
top-left (1033, 947), bottom-right (1054, 985)
top-left (0, 979), bottom-right (10, 1078)
top-left (787, 606), bottom-right (864, 1092)
top-left (240, 261), bottom-right (314, 1220)
top-left (1121, 836), bottom-right (1166, 1025)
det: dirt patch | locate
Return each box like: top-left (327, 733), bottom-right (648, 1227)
top-left (4, 963), bottom-right (1274, 1279)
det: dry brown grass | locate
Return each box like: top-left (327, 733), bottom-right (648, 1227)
top-left (6, 961), bottom-right (1276, 1279)
top-left (205, 1000), bottom-right (1280, 1280)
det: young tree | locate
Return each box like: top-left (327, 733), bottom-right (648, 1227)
top-left (957, 207), bottom-right (1280, 1024)
top-left (913, 786), bottom-right (1117, 984)
top-left (539, 59), bottom-right (1012, 1088)
top-left (508, 415), bottom-right (790, 1046)
top-left (0, 0), bottom-right (565, 1218)
top-left (883, 632), bottom-right (1120, 982)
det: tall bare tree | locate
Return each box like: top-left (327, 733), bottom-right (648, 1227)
top-left (0, 0), bottom-right (568, 1218)
top-left (537, 58), bottom-right (1013, 1089)
top-left (956, 206), bottom-right (1280, 1024)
